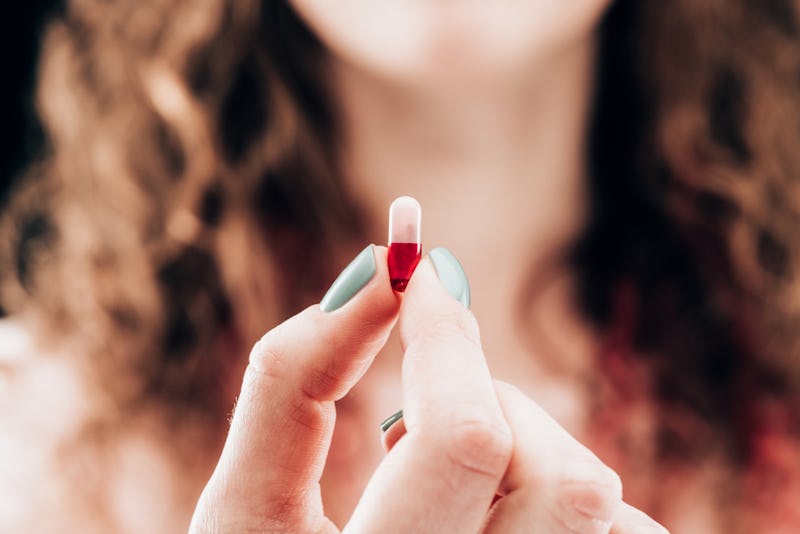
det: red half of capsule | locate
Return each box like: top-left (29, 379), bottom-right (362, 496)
top-left (387, 242), bottom-right (422, 292)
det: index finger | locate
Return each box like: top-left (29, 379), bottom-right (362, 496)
top-left (191, 245), bottom-right (400, 533)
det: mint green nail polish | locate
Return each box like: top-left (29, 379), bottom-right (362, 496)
top-left (380, 410), bottom-right (403, 432)
top-left (320, 245), bottom-right (376, 312)
top-left (429, 247), bottom-right (471, 308)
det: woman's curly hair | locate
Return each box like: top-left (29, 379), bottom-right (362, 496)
top-left (581, 0), bottom-right (800, 464)
top-left (1, 0), bottom-right (799, 467)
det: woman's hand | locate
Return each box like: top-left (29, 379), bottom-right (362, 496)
top-left (190, 245), bottom-right (668, 533)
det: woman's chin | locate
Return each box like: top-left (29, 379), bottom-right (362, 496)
top-left (291, 0), bottom-right (611, 88)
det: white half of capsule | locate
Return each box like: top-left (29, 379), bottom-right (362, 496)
top-left (388, 196), bottom-right (421, 244)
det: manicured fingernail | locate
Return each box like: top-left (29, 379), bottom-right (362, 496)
top-left (380, 409), bottom-right (404, 432)
top-left (428, 247), bottom-right (471, 308)
top-left (320, 245), bottom-right (376, 312)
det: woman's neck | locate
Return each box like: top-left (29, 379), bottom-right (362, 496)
top-left (330, 33), bottom-right (598, 349)
top-left (332, 37), bottom-right (596, 286)
top-left (330, 37), bottom-right (601, 431)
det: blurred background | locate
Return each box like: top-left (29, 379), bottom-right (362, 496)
top-left (0, 2), bottom-right (62, 212)
top-left (0, 2), bottom-right (63, 317)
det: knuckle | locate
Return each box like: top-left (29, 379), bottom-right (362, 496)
top-left (415, 310), bottom-right (481, 349)
top-left (248, 329), bottom-right (285, 372)
top-left (303, 364), bottom-right (344, 401)
top-left (553, 460), bottom-right (622, 532)
top-left (441, 416), bottom-right (513, 479)
top-left (248, 325), bottom-right (340, 402)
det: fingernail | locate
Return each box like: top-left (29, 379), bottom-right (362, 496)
top-left (380, 409), bottom-right (403, 432)
top-left (428, 247), bottom-right (471, 308)
top-left (320, 245), bottom-right (376, 312)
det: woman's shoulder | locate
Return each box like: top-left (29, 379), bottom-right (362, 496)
top-left (0, 318), bottom-right (205, 531)
top-left (0, 318), bottom-right (99, 531)
top-left (0, 318), bottom-right (89, 432)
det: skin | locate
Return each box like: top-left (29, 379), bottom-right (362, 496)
top-left (191, 249), bottom-right (666, 532)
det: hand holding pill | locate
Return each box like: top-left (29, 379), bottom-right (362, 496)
top-left (190, 198), bottom-right (668, 534)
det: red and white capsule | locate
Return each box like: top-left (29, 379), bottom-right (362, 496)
top-left (387, 196), bottom-right (422, 292)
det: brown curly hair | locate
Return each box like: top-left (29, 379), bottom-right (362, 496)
top-left (580, 0), bottom-right (800, 465)
top-left (1, 0), bottom-right (799, 474)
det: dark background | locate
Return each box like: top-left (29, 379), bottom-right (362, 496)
top-left (0, 1), bottom-right (64, 208)
top-left (0, 2), bottom-right (63, 316)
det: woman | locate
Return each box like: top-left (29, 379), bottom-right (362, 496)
top-left (1, 0), bottom-right (799, 531)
